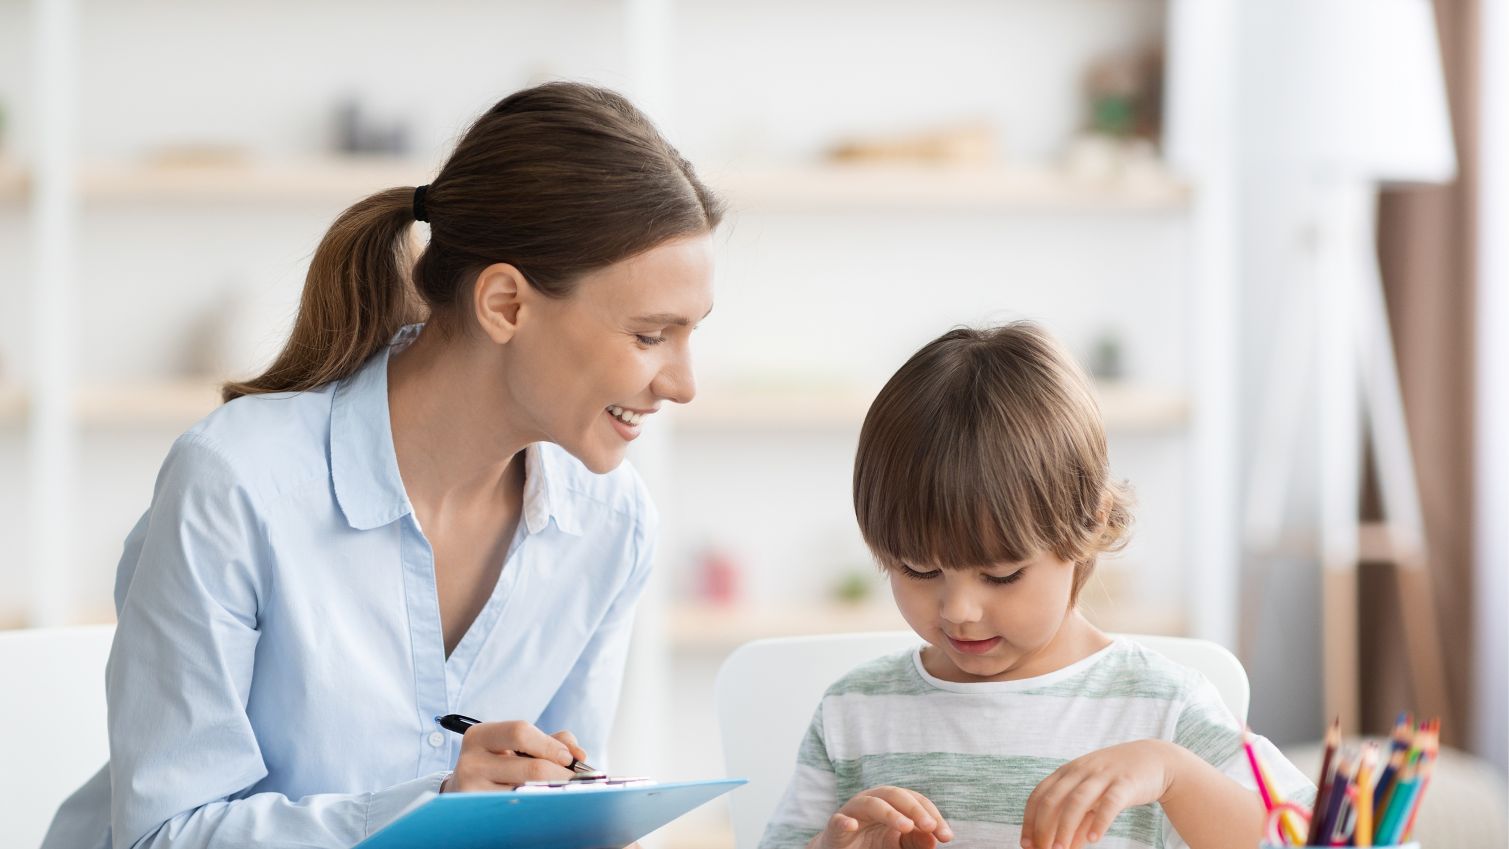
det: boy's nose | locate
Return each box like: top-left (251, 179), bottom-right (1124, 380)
top-left (939, 587), bottom-right (984, 625)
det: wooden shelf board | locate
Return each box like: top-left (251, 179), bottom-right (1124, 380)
top-left (1, 160), bottom-right (1188, 210)
top-left (709, 164), bottom-right (1191, 212)
top-left (0, 380), bottom-right (223, 428)
top-left (0, 379), bottom-right (1187, 434)
top-left (667, 600), bottom-right (1185, 651)
top-left (672, 381), bottom-right (1189, 433)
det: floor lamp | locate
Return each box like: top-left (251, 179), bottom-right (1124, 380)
top-left (1242, 0), bottom-right (1457, 732)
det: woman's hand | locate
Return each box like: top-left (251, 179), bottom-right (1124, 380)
top-left (806, 786), bottom-right (953, 849)
top-left (440, 721), bottom-right (589, 792)
top-left (1020, 740), bottom-right (1177, 849)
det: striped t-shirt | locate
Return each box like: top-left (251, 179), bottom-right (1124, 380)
top-left (759, 638), bottom-right (1314, 849)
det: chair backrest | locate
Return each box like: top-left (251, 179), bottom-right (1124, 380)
top-left (713, 631), bottom-right (1249, 849)
top-left (0, 625), bottom-right (114, 849)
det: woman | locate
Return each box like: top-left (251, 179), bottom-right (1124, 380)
top-left (43, 82), bottom-right (722, 849)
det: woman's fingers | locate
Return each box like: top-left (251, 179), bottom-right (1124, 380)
top-left (471, 720), bottom-right (574, 764)
top-left (446, 720), bottom-right (579, 791)
top-left (551, 729), bottom-right (589, 764)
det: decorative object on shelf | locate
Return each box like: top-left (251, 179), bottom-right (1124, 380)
top-left (693, 546), bottom-right (743, 606)
top-left (826, 121), bottom-right (999, 167)
top-left (1063, 43), bottom-right (1168, 190)
top-left (180, 276), bottom-right (295, 381)
top-left (142, 144), bottom-right (249, 169)
top-left (1088, 328), bottom-right (1126, 381)
top-left (1083, 44), bottom-right (1163, 143)
top-left (830, 568), bottom-right (878, 605)
top-left (333, 96), bottom-right (412, 157)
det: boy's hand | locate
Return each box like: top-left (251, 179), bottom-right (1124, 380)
top-left (1020, 740), bottom-right (1177, 849)
top-left (809, 786), bottom-right (954, 849)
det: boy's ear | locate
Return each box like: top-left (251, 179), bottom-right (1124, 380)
top-left (473, 262), bottom-right (535, 344)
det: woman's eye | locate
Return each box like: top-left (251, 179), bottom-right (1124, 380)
top-left (635, 334), bottom-right (667, 346)
top-left (900, 564), bottom-right (940, 581)
top-left (985, 569), bottom-right (1026, 586)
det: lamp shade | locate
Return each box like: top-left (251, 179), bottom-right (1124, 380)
top-left (1249, 0), bottom-right (1457, 184)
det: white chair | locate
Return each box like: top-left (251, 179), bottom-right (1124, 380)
top-left (0, 625), bottom-right (114, 849)
top-left (713, 631), bottom-right (1249, 849)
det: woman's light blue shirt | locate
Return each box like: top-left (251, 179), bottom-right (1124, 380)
top-left (43, 327), bottom-right (659, 849)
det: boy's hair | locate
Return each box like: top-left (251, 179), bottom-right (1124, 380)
top-left (852, 322), bottom-right (1132, 601)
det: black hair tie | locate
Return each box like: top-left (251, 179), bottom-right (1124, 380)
top-left (412, 184), bottom-right (430, 223)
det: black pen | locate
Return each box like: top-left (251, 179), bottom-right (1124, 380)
top-left (434, 714), bottom-right (605, 778)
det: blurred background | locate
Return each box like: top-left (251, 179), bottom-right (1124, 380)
top-left (1, 0), bottom-right (1505, 846)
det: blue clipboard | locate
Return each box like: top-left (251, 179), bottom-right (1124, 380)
top-left (354, 778), bottom-right (747, 849)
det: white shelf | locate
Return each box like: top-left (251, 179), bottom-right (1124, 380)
top-left (672, 380), bottom-right (1189, 433)
top-left (0, 159), bottom-right (1189, 210)
top-left (708, 164), bottom-right (1191, 212)
top-left (667, 600), bottom-right (1185, 652)
top-left (0, 380), bottom-right (223, 428)
top-left (0, 379), bottom-right (1188, 433)
top-left (0, 157), bottom-right (433, 203)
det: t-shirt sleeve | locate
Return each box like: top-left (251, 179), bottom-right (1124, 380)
top-left (758, 701), bottom-right (839, 849)
top-left (1163, 671), bottom-right (1316, 849)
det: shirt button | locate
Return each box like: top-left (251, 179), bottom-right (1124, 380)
top-left (428, 731), bottom-right (445, 748)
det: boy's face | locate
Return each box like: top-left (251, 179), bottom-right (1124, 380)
top-left (889, 550), bottom-right (1081, 683)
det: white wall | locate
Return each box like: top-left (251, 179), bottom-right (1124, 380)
top-left (1475, 0), bottom-right (1508, 775)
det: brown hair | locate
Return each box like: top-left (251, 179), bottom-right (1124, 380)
top-left (852, 322), bottom-right (1132, 601)
top-left (223, 82), bottom-right (725, 402)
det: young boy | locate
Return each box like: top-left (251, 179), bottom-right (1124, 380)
top-left (759, 324), bottom-right (1313, 849)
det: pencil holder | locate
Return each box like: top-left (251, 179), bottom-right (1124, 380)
top-left (1260, 845), bottom-right (1419, 849)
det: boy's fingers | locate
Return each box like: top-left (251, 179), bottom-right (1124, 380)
top-left (824, 813), bottom-right (862, 848)
top-left (900, 828), bottom-right (939, 849)
top-left (1066, 815), bottom-right (1097, 849)
top-left (1020, 772), bottom-right (1059, 848)
top-left (900, 789), bottom-right (951, 838)
top-left (868, 786), bottom-right (937, 832)
top-left (843, 795), bottom-right (914, 833)
top-left (1050, 778), bottom-right (1108, 849)
top-left (1081, 782), bottom-right (1131, 846)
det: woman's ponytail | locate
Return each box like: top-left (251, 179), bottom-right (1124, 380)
top-left (221, 187), bottom-right (426, 402)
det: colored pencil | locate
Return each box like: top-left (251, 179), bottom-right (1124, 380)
top-left (1354, 742), bottom-right (1377, 846)
top-left (1400, 722), bottom-right (1439, 843)
top-left (1243, 731), bottom-right (1275, 810)
top-left (1372, 712), bottom-right (1412, 810)
top-left (1318, 751), bottom-right (1354, 845)
top-left (1373, 756), bottom-right (1418, 843)
top-left (1305, 718), bottom-right (1342, 846)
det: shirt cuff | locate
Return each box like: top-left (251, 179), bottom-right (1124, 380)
top-left (363, 771), bottom-right (449, 837)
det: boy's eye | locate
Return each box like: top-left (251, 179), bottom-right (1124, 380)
top-left (899, 564), bottom-right (940, 580)
top-left (635, 333), bottom-right (667, 346)
top-left (984, 568), bottom-right (1027, 586)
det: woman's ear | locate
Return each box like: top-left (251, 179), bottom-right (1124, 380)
top-left (472, 263), bottom-right (535, 344)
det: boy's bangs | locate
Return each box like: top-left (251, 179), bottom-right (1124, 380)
top-left (862, 432), bottom-right (1049, 572)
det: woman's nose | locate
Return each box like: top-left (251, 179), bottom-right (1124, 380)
top-left (653, 348), bottom-right (696, 404)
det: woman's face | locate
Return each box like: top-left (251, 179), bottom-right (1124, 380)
top-left (507, 234), bottom-right (715, 474)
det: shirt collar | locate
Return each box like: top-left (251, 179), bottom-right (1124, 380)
top-left (330, 324), bottom-right (581, 536)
